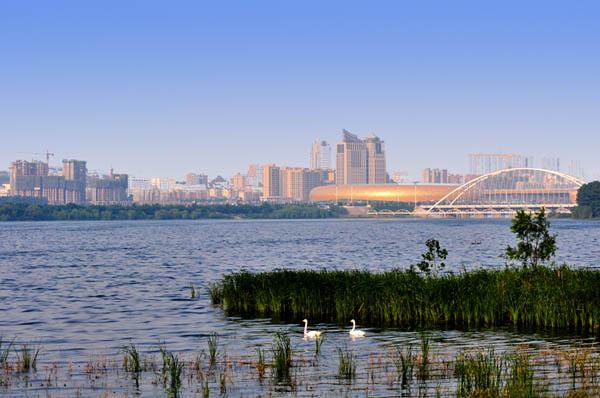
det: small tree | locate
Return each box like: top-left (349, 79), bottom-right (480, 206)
top-left (417, 238), bottom-right (448, 276)
top-left (505, 208), bottom-right (556, 268)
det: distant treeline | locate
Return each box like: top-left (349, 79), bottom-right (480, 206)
top-left (0, 202), bottom-right (348, 221)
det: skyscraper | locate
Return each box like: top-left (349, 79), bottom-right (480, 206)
top-left (262, 164), bottom-right (281, 200)
top-left (336, 130), bottom-right (386, 185)
top-left (62, 159), bottom-right (87, 204)
top-left (310, 140), bottom-right (331, 170)
top-left (366, 135), bottom-right (386, 184)
top-left (10, 160), bottom-right (48, 195)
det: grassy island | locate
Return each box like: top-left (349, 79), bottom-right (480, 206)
top-left (210, 266), bottom-right (600, 331)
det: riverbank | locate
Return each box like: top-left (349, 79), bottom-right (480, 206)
top-left (0, 202), bottom-right (347, 221)
top-left (210, 266), bottom-right (600, 331)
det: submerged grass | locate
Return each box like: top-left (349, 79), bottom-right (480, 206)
top-left (210, 265), bottom-right (600, 331)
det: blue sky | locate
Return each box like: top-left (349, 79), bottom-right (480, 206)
top-left (1, 1), bottom-right (599, 180)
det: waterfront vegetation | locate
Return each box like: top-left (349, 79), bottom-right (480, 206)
top-left (0, 202), bottom-right (347, 221)
top-left (4, 334), bottom-right (600, 396)
top-left (210, 265), bottom-right (600, 331)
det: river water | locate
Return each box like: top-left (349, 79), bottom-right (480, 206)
top-left (1, 218), bottom-right (600, 397)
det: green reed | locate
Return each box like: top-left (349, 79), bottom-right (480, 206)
top-left (210, 265), bottom-right (600, 331)
top-left (15, 343), bottom-right (41, 372)
top-left (337, 346), bottom-right (356, 381)
top-left (122, 344), bottom-right (142, 388)
top-left (0, 337), bottom-right (15, 366)
top-left (395, 344), bottom-right (415, 387)
top-left (315, 335), bottom-right (324, 356)
top-left (207, 333), bottom-right (219, 366)
top-left (272, 331), bottom-right (292, 383)
top-left (454, 348), bottom-right (503, 397)
top-left (162, 350), bottom-right (183, 397)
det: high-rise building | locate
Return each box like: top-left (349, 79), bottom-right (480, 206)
top-left (87, 172), bottom-right (129, 205)
top-left (366, 135), bottom-right (387, 184)
top-left (262, 164), bottom-right (281, 200)
top-left (336, 130), bottom-right (386, 185)
top-left (9, 159), bottom-right (87, 204)
top-left (151, 178), bottom-right (176, 192)
top-left (422, 168), bottom-right (449, 184)
top-left (186, 173), bottom-right (208, 186)
top-left (468, 153), bottom-right (529, 176)
top-left (310, 140), bottom-right (331, 170)
top-left (280, 167), bottom-right (323, 202)
top-left (10, 160), bottom-right (48, 195)
top-left (262, 165), bottom-right (323, 202)
top-left (246, 164), bottom-right (263, 189)
top-left (62, 159), bottom-right (87, 204)
top-left (231, 173), bottom-right (247, 191)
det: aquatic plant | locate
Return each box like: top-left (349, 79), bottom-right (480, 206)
top-left (395, 345), bottom-right (415, 387)
top-left (207, 333), bottom-right (219, 366)
top-left (417, 331), bottom-right (431, 380)
top-left (0, 337), bottom-right (14, 366)
top-left (202, 380), bottom-right (210, 398)
top-left (162, 350), bottom-right (183, 397)
top-left (454, 348), bottom-right (503, 397)
top-left (272, 331), bottom-right (292, 383)
top-left (15, 343), bottom-right (41, 372)
top-left (255, 347), bottom-right (267, 382)
top-left (190, 284), bottom-right (197, 299)
top-left (122, 344), bottom-right (142, 387)
top-left (315, 335), bottom-right (324, 356)
top-left (210, 265), bottom-right (600, 331)
top-left (506, 351), bottom-right (536, 397)
top-left (337, 346), bottom-right (356, 381)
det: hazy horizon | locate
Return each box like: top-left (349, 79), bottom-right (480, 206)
top-left (1, 1), bottom-right (599, 180)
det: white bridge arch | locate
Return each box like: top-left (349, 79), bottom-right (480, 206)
top-left (421, 168), bottom-right (584, 217)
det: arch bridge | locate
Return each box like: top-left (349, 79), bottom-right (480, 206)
top-left (420, 168), bottom-right (584, 218)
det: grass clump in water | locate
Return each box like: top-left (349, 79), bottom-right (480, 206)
top-left (15, 343), bottom-right (40, 372)
top-left (272, 331), bottom-right (292, 383)
top-left (337, 346), bottom-right (356, 381)
top-left (207, 333), bottom-right (219, 366)
top-left (122, 344), bottom-right (142, 388)
top-left (0, 337), bottom-right (15, 366)
top-left (454, 348), bottom-right (503, 397)
top-left (210, 265), bottom-right (600, 331)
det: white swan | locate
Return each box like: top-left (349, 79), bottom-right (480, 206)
top-left (302, 319), bottom-right (322, 339)
top-left (349, 319), bottom-right (366, 337)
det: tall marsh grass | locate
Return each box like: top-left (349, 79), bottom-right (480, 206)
top-left (210, 265), bottom-right (600, 331)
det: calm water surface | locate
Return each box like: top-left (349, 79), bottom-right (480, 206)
top-left (1, 218), bottom-right (600, 396)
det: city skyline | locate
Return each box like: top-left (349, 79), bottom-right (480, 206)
top-left (1, 2), bottom-right (599, 180)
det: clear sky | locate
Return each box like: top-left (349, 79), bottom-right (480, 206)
top-left (1, 1), bottom-right (599, 180)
